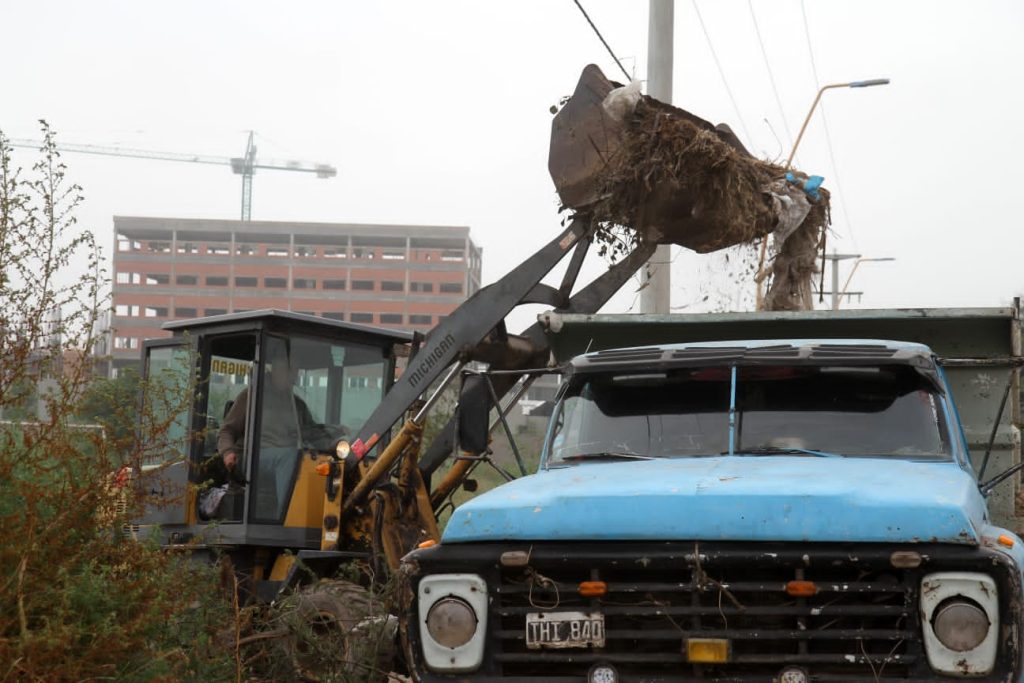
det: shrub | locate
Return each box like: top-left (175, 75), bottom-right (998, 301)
top-left (0, 124), bottom-right (234, 681)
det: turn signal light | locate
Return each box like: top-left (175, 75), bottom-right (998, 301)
top-left (578, 581), bottom-right (607, 597)
top-left (315, 462), bottom-right (331, 476)
top-left (686, 638), bottom-right (730, 663)
top-left (890, 550), bottom-right (923, 568)
top-left (499, 550), bottom-right (530, 567)
top-left (998, 534), bottom-right (1015, 548)
top-left (785, 580), bottom-right (818, 597)
top-left (417, 539), bottom-right (438, 549)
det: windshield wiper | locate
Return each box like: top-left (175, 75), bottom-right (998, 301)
top-left (562, 451), bottom-right (655, 462)
top-left (726, 446), bottom-right (843, 458)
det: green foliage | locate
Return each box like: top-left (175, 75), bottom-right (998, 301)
top-left (0, 125), bottom-right (234, 682)
top-left (76, 366), bottom-right (142, 458)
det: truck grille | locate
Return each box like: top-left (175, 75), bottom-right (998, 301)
top-left (493, 544), bottom-right (919, 681)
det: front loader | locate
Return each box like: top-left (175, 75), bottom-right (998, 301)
top-left (133, 214), bottom-right (652, 601)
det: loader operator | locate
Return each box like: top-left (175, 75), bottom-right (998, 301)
top-left (217, 341), bottom-right (316, 518)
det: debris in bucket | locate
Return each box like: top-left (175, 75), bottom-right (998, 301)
top-left (548, 65), bottom-right (831, 311)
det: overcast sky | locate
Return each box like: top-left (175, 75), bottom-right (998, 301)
top-left (3, 1), bottom-right (1022, 331)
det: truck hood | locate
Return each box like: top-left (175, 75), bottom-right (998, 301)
top-left (442, 456), bottom-right (987, 545)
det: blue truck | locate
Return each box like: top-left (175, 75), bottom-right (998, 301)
top-left (402, 306), bottom-right (1023, 682)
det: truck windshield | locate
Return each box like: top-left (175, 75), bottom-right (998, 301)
top-left (546, 365), bottom-right (951, 464)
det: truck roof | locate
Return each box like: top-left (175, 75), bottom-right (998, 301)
top-left (569, 339), bottom-right (940, 387)
top-left (162, 308), bottom-right (413, 344)
top-left (540, 307), bottom-right (1018, 363)
top-left (580, 337), bottom-right (934, 353)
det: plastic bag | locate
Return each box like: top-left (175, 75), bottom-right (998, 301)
top-left (602, 79), bottom-right (643, 122)
top-left (199, 484), bottom-right (229, 519)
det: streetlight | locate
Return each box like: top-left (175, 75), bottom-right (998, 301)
top-left (786, 78), bottom-right (890, 170)
top-left (838, 256), bottom-right (896, 309)
top-left (757, 77), bottom-right (891, 310)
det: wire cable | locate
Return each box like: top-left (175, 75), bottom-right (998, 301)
top-left (747, 0), bottom-right (796, 152)
top-left (691, 0), bottom-right (754, 147)
top-left (799, 0), bottom-right (856, 245)
top-left (571, 0), bottom-right (633, 82)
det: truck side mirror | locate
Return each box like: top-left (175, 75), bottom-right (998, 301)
top-left (456, 374), bottom-right (492, 455)
top-left (980, 463), bottom-right (1024, 497)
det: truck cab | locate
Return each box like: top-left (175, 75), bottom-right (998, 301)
top-left (134, 310), bottom-right (409, 595)
top-left (404, 338), bottom-right (1024, 681)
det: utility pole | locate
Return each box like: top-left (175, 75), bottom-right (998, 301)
top-left (827, 252), bottom-right (860, 311)
top-left (640, 0), bottom-right (674, 314)
top-left (820, 252), bottom-right (894, 310)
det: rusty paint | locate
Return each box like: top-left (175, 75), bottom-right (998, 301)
top-left (558, 231), bottom-right (576, 251)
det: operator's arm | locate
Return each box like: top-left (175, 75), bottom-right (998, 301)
top-left (217, 388), bottom-right (249, 470)
top-left (294, 395), bottom-right (316, 432)
top-left (292, 395), bottom-right (348, 450)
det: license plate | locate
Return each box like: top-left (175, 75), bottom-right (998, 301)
top-left (526, 611), bottom-right (605, 649)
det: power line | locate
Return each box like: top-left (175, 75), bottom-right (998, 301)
top-left (691, 0), bottom-right (754, 147)
top-left (747, 0), bottom-right (795, 152)
top-left (799, 0), bottom-right (857, 246)
top-left (762, 117), bottom-right (784, 160)
top-left (571, 0), bottom-right (633, 82)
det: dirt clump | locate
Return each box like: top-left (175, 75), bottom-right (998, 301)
top-left (549, 65), bottom-right (830, 310)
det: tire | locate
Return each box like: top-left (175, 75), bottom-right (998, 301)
top-left (282, 580), bottom-right (397, 682)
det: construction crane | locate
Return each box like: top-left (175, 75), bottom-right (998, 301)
top-left (9, 131), bottom-right (337, 221)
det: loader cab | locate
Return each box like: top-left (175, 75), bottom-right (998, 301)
top-left (135, 310), bottom-right (410, 551)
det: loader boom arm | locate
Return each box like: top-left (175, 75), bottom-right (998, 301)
top-left (343, 215), bottom-right (653, 510)
top-left (418, 238), bottom-right (656, 478)
top-left (347, 217), bottom-right (588, 460)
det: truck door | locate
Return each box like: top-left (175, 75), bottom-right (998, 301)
top-left (197, 333), bottom-right (258, 523)
top-left (138, 333), bottom-right (258, 526)
top-left (248, 332), bottom-right (392, 524)
top-left (136, 339), bottom-right (194, 526)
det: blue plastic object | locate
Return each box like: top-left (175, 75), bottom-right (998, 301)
top-left (785, 172), bottom-right (825, 200)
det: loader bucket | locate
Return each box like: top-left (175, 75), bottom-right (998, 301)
top-left (548, 64), bottom-right (625, 210)
top-left (548, 64), bottom-right (832, 310)
top-left (548, 65), bottom-right (792, 254)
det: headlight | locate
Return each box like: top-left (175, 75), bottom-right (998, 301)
top-left (589, 663), bottom-right (620, 683)
top-left (920, 572), bottom-right (999, 676)
top-left (418, 574), bottom-right (487, 673)
top-left (425, 596), bottom-right (477, 649)
top-left (932, 598), bottom-right (990, 651)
